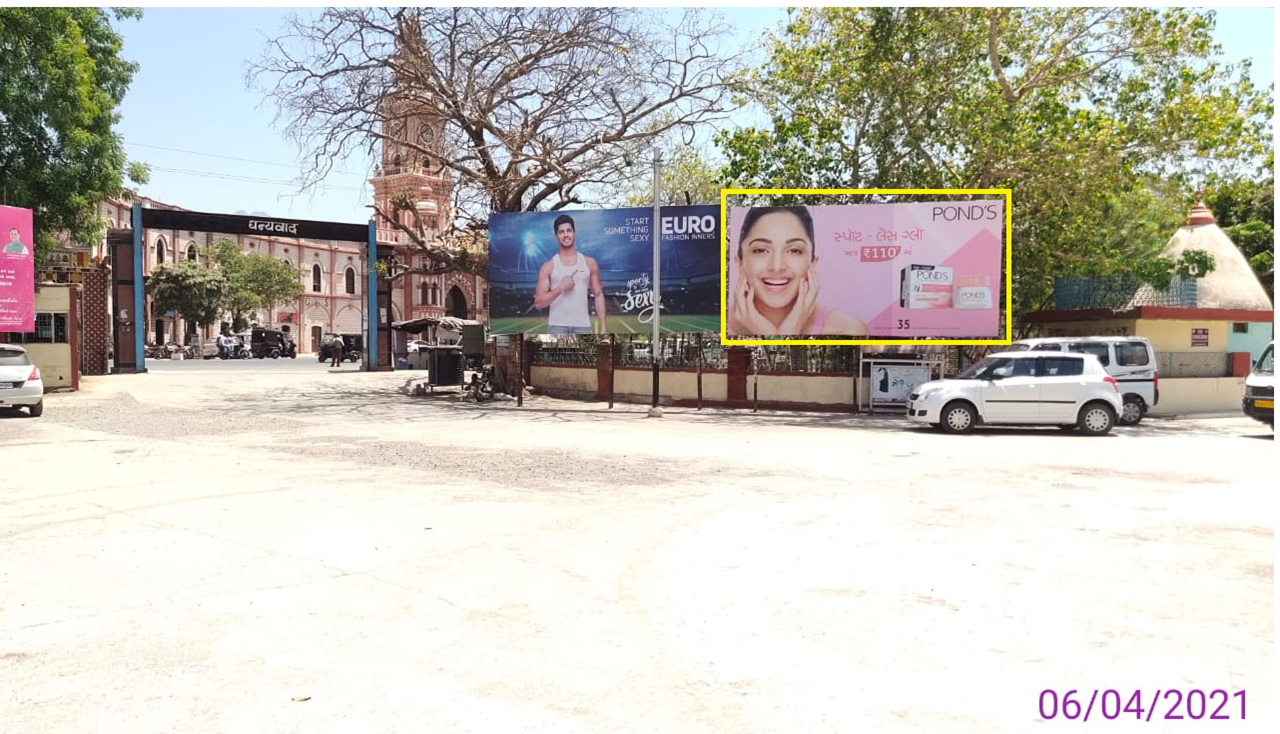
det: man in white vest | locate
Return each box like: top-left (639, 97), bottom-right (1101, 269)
top-left (533, 215), bottom-right (607, 335)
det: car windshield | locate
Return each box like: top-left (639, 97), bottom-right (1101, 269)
top-left (0, 348), bottom-right (32, 366)
top-left (1255, 345), bottom-right (1274, 375)
top-left (1004, 343), bottom-right (1032, 352)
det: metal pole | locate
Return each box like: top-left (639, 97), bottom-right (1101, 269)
top-left (696, 332), bottom-right (703, 410)
top-left (366, 221), bottom-right (378, 370)
top-left (648, 149), bottom-right (663, 417)
top-left (753, 349), bottom-right (759, 413)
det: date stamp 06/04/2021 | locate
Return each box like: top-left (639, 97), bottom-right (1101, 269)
top-left (1039, 689), bottom-right (1247, 722)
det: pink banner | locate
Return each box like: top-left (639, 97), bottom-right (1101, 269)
top-left (727, 201), bottom-right (1004, 338)
top-left (0, 205), bottom-right (36, 333)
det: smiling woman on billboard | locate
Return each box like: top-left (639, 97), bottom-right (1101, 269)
top-left (728, 206), bottom-right (868, 337)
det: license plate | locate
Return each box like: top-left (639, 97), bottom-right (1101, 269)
top-left (0, 382), bottom-right (14, 389)
top-left (1257, 399), bottom-right (1274, 409)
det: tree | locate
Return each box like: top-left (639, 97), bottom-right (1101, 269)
top-left (1204, 169), bottom-right (1274, 303)
top-left (209, 238), bottom-right (306, 332)
top-left (0, 7), bottom-right (149, 268)
top-left (618, 143), bottom-right (726, 208)
top-left (250, 6), bottom-right (744, 279)
top-left (147, 261), bottom-right (226, 344)
top-left (717, 8), bottom-right (1272, 331)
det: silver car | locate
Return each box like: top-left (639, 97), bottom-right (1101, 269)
top-left (0, 344), bottom-right (45, 417)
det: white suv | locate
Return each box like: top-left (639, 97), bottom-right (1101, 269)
top-left (1006, 336), bottom-right (1159, 425)
top-left (907, 351), bottom-right (1122, 435)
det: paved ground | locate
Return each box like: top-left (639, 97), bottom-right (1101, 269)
top-left (1, 360), bottom-right (1273, 733)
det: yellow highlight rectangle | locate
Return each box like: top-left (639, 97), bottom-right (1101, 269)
top-left (719, 188), bottom-right (1013, 346)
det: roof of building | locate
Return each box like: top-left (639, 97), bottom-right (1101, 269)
top-left (1124, 200), bottom-right (1272, 312)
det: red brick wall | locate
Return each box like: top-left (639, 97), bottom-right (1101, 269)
top-left (81, 267), bottom-right (112, 375)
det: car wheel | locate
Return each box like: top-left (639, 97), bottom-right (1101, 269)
top-left (28, 400), bottom-right (44, 418)
top-left (1118, 396), bottom-right (1145, 426)
top-left (939, 401), bottom-right (976, 434)
top-left (1077, 401), bottom-right (1116, 435)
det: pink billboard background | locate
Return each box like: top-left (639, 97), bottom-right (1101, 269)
top-left (0, 205), bottom-right (36, 333)
top-left (727, 200), bottom-right (1004, 338)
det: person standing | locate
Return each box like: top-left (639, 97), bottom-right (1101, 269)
top-left (329, 338), bottom-right (344, 367)
top-left (532, 215), bottom-right (608, 335)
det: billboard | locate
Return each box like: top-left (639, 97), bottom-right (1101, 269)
top-left (726, 200), bottom-right (1004, 339)
top-left (0, 205), bottom-right (35, 332)
top-left (870, 365), bottom-right (934, 408)
top-left (487, 206), bottom-right (720, 335)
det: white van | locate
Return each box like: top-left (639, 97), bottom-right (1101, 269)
top-left (1006, 336), bottom-right (1159, 425)
top-left (1242, 341), bottom-right (1274, 427)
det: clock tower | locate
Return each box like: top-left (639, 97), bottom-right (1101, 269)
top-left (369, 104), bottom-right (488, 347)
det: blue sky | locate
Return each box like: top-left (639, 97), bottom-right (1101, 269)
top-left (111, 6), bottom-right (1274, 226)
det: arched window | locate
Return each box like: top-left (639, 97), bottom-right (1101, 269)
top-left (419, 280), bottom-right (430, 305)
top-left (344, 267), bottom-right (356, 295)
top-left (431, 283), bottom-right (440, 305)
top-left (155, 238), bottom-right (166, 264)
top-left (311, 264), bottom-right (322, 292)
top-left (186, 242), bottom-right (198, 262)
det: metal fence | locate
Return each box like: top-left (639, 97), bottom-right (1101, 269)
top-left (749, 344), bottom-right (858, 373)
top-left (529, 333), bottom-right (861, 372)
top-left (1157, 351), bottom-right (1231, 378)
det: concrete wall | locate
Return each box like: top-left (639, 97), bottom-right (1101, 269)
top-left (530, 365), bottom-right (1252, 416)
top-left (616, 369), bottom-right (728, 403)
top-left (1225, 321), bottom-right (1274, 365)
top-left (754, 373), bottom-right (855, 405)
top-left (28, 285), bottom-right (75, 390)
top-left (1039, 319), bottom-right (1139, 338)
top-left (530, 364), bottom-right (596, 397)
top-left (1148, 377), bottom-right (1246, 416)
top-left (1136, 318), bottom-right (1229, 353)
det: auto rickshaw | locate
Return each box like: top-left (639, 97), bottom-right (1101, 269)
top-left (251, 327), bottom-right (297, 359)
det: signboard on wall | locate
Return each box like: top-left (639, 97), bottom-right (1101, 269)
top-left (487, 206), bottom-right (720, 335)
top-left (1191, 327), bottom-right (1209, 347)
top-left (726, 200), bottom-right (1004, 338)
top-left (0, 205), bottom-right (35, 332)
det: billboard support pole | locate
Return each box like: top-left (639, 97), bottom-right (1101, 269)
top-left (648, 149), bottom-right (663, 418)
top-left (696, 332), bottom-right (703, 410)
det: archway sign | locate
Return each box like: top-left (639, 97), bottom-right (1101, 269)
top-left (111, 204), bottom-right (381, 373)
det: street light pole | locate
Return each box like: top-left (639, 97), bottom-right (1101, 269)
top-left (648, 148), bottom-right (663, 418)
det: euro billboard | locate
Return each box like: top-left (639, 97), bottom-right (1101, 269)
top-left (487, 206), bottom-right (720, 335)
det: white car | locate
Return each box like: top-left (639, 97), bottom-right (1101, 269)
top-left (1006, 336), bottom-right (1159, 425)
top-left (406, 340), bottom-right (432, 353)
top-left (0, 344), bottom-right (45, 417)
top-left (906, 350), bottom-right (1122, 435)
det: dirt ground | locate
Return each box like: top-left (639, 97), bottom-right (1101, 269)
top-left (1, 361), bottom-right (1273, 733)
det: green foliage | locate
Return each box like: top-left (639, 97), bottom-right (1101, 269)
top-left (208, 237), bottom-right (305, 330)
top-left (619, 145), bottom-right (726, 207)
top-left (147, 261), bottom-right (227, 331)
top-left (0, 7), bottom-right (148, 269)
top-left (718, 7), bottom-right (1272, 326)
top-left (1204, 173), bottom-right (1274, 302)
